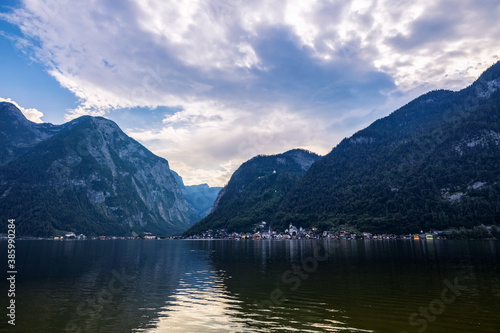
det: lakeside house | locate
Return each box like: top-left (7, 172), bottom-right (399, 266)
top-left (65, 232), bottom-right (76, 239)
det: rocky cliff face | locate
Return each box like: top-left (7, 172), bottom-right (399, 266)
top-left (0, 103), bottom-right (196, 236)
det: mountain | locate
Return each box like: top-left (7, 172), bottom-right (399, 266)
top-left (171, 170), bottom-right (222, 221)
top-left (0, 103), bottom-right (197, 236)
top-left (184, 149), bottom-right (321, 236)
top-left (277, 61), bottom-right (500, 233)
top-left (0, 102), bottom-right (62, 165)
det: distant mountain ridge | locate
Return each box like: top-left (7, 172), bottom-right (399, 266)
top-left (0, 103), bottom-right (206, 236)
top-left (171, 170), bottom-right (222, 221)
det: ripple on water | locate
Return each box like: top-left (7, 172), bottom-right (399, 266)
top-left (136, 268), bottom-right (373, 333)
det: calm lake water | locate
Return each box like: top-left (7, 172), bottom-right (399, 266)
top-left (1, 239), bottom-right (499, 333)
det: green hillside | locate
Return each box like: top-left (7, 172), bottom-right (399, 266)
top-left (278, 62), bottom-right (500, 233)
top-left (184, 149), bottom-right (321, 236)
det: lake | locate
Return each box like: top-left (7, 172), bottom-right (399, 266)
top-left (1, 239), bottom-right (499, 332)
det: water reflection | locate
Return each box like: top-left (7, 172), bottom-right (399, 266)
top-left (141, 240), bottom-right (373, 332)
top-left (197, 240), bottom-right (500, 333)
top-left (1, 239), bottom-right (499, 333)
top-left (146, 269), bottom-right (245, 332)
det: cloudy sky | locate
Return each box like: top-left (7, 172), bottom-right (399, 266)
top-left (1, 0), bottom-right (499, 186)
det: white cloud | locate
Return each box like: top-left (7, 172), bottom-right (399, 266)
top-left (128, 103), bottom-right (333, 186)
top-left (4, 0), bottom-right (499, 110)
top-left (0, 97), bottom-right (44, 123)
top-left (2, 0), bottom-right (500, 185)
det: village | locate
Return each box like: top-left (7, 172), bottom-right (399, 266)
top-left (184, 221), bottom-right (447, 240)
top-left (4, 223), bottom-right (496, 241)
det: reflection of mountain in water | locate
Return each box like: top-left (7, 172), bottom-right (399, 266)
top-left (9, 240), bottom-right (190, 332)
top-left (5, 239), bottom-right (500, 333)
top-left (199, 240), bottom-right (374, 332)
top-left (204, 239), bottom-right (500, 333)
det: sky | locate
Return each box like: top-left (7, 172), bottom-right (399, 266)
top-left (0, 0), bottom-right (499, 186)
